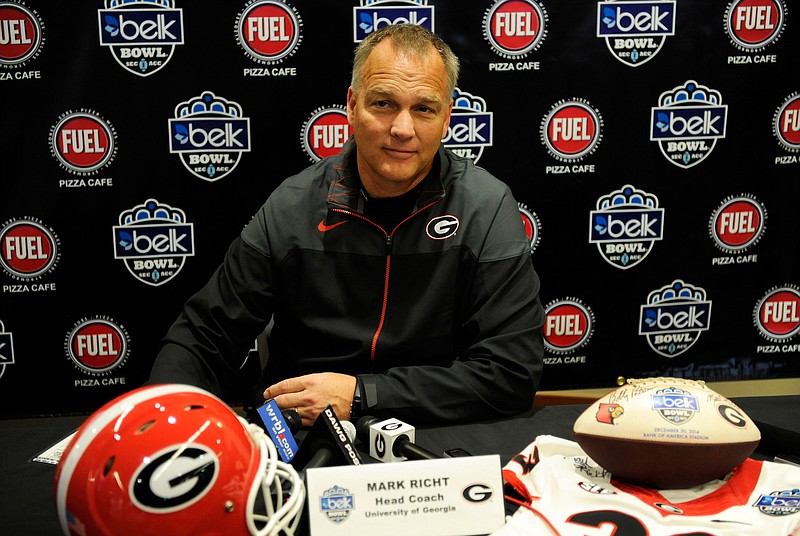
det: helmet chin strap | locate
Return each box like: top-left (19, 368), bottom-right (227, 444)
top-left (242, 418), bottom-right (306, 536)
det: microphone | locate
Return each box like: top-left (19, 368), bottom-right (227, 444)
top-left (254, 400), bottom-right (301, 463)
top-left (291, 405), bottom-right (362, 476)
top-left (356, 416), bottom-right (441, 462)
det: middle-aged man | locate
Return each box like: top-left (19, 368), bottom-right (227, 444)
top-left (147, 24), bottom-right (545, 427)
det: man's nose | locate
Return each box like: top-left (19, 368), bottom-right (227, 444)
top-left (390, 109), bottom-right (415, 139)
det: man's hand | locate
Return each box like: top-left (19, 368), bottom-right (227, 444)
top-left (263, 373), bottom-right (357, 427)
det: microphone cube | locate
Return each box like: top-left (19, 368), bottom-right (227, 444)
top-left (368, 418), bottom-right (415, 463)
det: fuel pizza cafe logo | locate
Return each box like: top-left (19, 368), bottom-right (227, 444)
top-left (773, 92), bottom-right (800, 156)
top-left (0, 217), bottom-right (59, 284)
top-left (543, 298), bottom-right (594, 355)
top-left (0, 0), bottom-right (44, 71)
top-left (639, 279), bottom-right (712, 358)
top-left (596, 0), bottom-right (676, 67)
top-left (353, 0), bottom-right (433, 42)
top-left (49, 110), bottom-right (117, 176)
top-left (65, 316), bottom-right (130, 377)
top-left (0, 319), bottom-right (14, 381)
top-left (98, 0), bottom-right (184, 77)
top-left (650, 80), bottom-right (727, 169)
top-left (724, 0), bottom-right (785, 52)
top-left (169, 91), bottom-right (251, 181)
top-left (113, 199), bottom-right (194, 286)
top-left (482, 0), bottom-right (548, 60)
top-left (518, 202), bottom-right (541, 254)
top-left (236, 0), bottom-right (302, 67)
top-left (444, 88), bottom-right (493, 164)
top-left (709, 194), bottom-right (766, 256)
top-left (541, 99), bottom-right (603, 163)
top-left (754, 285), bottom-right (800, 344)
top-left (301, 105), bottom-right (349, 162)
top-left (590, 185), bottom-right (664, 270)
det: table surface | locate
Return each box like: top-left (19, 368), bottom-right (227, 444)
top-left (1, 396), bottom-right (796, 535)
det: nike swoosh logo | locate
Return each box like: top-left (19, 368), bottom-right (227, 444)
top-left (318, 219), bottom-right (348, 232)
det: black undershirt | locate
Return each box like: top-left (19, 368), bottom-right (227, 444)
top-left (362, 182), bottom-right (424, 233)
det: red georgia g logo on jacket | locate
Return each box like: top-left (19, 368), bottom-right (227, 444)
top-left (426, 215), bottom-right (459, 240)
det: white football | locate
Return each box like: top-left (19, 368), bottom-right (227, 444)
top-left (573, 377), bottom-right (761, 489)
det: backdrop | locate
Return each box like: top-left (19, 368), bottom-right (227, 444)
top-left (1, 0), bottom-right (798, 418)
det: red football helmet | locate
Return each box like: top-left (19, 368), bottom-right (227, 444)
top-left (54, 384), bottom-right (305, 535)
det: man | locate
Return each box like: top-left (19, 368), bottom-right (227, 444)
top-left (148, 24), bottom-right (545, 427)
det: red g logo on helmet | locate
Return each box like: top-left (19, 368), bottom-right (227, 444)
top-left (426, 215), bottom-right (459, 240)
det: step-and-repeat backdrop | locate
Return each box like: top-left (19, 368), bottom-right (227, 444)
top-left (1, 0), bottom-right (798, 417)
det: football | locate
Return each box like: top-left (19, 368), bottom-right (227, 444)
top-left (573, 377), bottom-right (761, 489)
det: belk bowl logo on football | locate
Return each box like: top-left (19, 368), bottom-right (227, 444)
top-left (64, 316), bottom-right (130, 378)
top-left (112, 199), bottom-right (195, 286)
top-left (300, 105), bottom-right (349, 162)
top-left (650, 80), bottom-right (728, 169)
top-left (596, 0), bottom-right (676, 67)
top-left (49, 110), bottom-right (117, 176)
top-left (236, 0), bottom-right (302, 69)
top-left (168, 91), bottom-right (251, 181)
top-left (443, 88), bottom-right (493, 164)
top-left (589, 184), bottom-right (665, 270)
top-left (651, 385), bottom-right (699, 425)
top-left (97, 0), bottom-right (184, 77)
top-left (0, 216), bottom-right (60, 284)
top-left (540, 98), bottom-right (603, 164)
top-left (353, 0), bottom-right (433, 42)
top-left (639, 279), bottom-right (712, 358)
top-left (483, 0), bottom-right (548, 60)
top-left (0, 0), bottom-right (45, 73)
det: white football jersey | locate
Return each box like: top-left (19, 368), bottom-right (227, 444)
top-left (493, 435), bottom-right (800, 535)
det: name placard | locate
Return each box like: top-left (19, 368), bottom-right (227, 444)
top-left (305, 454), bottom-right (505, 535)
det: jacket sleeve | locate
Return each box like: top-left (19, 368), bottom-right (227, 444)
top-left (359, 190), bottom-right (546, 425)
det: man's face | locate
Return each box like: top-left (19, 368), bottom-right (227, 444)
top-left (347, 39), bottom-right (453, 198)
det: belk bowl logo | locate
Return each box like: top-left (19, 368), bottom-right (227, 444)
top-left (543, 298), bottom-right (594, 354)
top-left (0, 1), bottom-right (44, 69)
top-left (541, 99), bottom-right (603, 162)
top-left (0, 217), bottom-right (60, 281)
top-left (708, 194), bottom-right (766, 254)
top-left (169, 91), bottom-right (251, 181)
top-left (443, 88), bottom-right (493, 164)
top-left (650, 80), bottom-right (727, 169)
top-left (518, 202), bottom-right (541, 254)
top-left (49, 110), bottom-right (117, 176)
top-left (639, 279), bottom-right (712, 358)
top-left (236, 0), bottom-right (302, 64)
top-left (753, 285), bottom-right (800, 343)
top-left (64, 316), bottom-right (130, 376)
top-left (0, 319), bottom-right (14, 381)
top-left (651, 385), bottom-right (698, 425)
top-left (97, 0), bottom-right (184, 77)
top-left (482, 0), bottom-right (548, 59)
top-left (300, 105), bottom-right (349, 162)
top-left (112, 199), bottom-right (194, 286)
top-left (773, 92), bottom-right (800, 153)
top-left (596, 1), bottom-right (676, 67)
top-left (320, 485), bottom-right (354, 524)
top-left (589, 184), bottom-right (664, 269)
top-left (353, 0), bottom-right (433, 42)
top-left (724, 0), bottom-right (786, 52)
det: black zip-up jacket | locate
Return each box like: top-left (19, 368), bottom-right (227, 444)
top-left (149, 140), bottom-right (545, 424)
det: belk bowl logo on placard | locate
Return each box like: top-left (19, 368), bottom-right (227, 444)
top-left (0, 1), bottom-right (45, 69)
top-left (482, 0), bottom-right (548, 59)
top-left (300, 105), bottom-right (349, 162)
top-left (541, 99), bottom-right (603, 162)
top-left (650, 80), bottom-right (728, 169)
top-left (353, 0), bottom-right (433, 42)
top-left (65, 316), bottom-right (130, 377)
top-left (97, 0), bottom-right (184, 77)
top-left (753, 285), bottom-right (800, 343)
top-left (589, 184), bottom-right (664, 269)
top-left (773, 92), bottom-right (800, 153)
top-left (0, 217), bottom-right (60, 281)
top-left (543, 298), bottom-right (594, 355)
top-left (639, 279), bottom-right (712, 358)
top-left (320, 485), bottom-right (354, 524)
top-left (596, 1), bottom-right (676, 67)
top-left (0, 320), bottom-right (14, 382)
top-left (49, 110), bottom-right (117, 176)
top-left (443, 88), bottom-right (493, 164)
top-left (112, 199), bottom-right (194, 286)
top-left (236, 0), bottom-right (302, 65)
top-left (518, 203), bottom-right (541, 254)
top-left (651, 385), bottom-right (698, 425)
top-left (724, 0), bottom-right (786, 52)
top-left (168, 91), bottom-right (251, 181)
top-left (708, 194), bottom-right (766, 254)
